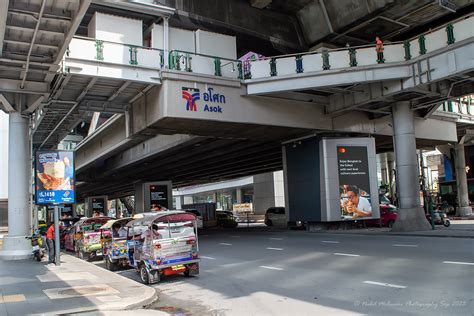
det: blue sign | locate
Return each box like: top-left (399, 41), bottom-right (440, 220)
top-left (35, 151), bottom-right (75, 204)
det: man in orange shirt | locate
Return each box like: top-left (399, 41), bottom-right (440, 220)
top-left (375, 36), bottom-right (384, 63)
top-left (46, 223), bottom-right (55, 264)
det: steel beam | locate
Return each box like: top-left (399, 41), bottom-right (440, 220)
top-left (0, 93), bottom-right (15, 112)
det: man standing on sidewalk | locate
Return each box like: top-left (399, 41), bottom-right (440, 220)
top-left (46, 222), bottom-right (55, 264)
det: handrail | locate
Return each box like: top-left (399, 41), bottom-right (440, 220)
top-left (168, 49), bottom-right (242, 64)
top-left (72, 35), bottom-right (164, 52)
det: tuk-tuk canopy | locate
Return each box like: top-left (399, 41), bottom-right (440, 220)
top-left (100, 217), bottom-right (133, 230)
top-left (126, 211), bottom-right (196, 228)
top-left (76, 217), bottom-right (111, 227)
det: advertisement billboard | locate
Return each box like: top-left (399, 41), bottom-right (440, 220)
top-left (337, 146), bottom-right (373, 220)
top-left (149, 184), bottom-right (169, 211)
top-left (35, 151), bottom-right (75, 205)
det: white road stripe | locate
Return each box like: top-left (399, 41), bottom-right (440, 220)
top-left (269, 238), bottom-right (283, 240)
top-left (200, 256), bottom-right (216, 260)
top-left (363, 281), bottom-right (407, 289)
top-left (230, 235), bottom-right (241, 238)
top-left (259, 266), bottom-right (284, 271)
top-left (266, 247), bottom-right (284, 251)
top-left (443, 261), bottom-right (474, 266)
top-left (334, 253), bottom-right (360, 257)
top-left (219, 243), bottom-right (232, 246)
top-left (322, 241), bottom-right (340, 244)
top-left (392, 244), bottom-right (418, 247)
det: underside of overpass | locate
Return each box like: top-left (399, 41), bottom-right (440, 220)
top-left (75, 128), bottom-right (449, 201)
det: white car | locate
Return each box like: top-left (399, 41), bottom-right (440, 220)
top-left (264, 207), bottom-right (286, 227)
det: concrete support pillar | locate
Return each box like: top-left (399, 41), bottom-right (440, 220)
top-left (163, 17), bottom-right (170, 69)
top-left (391, 102), bottom-right (431, 231)
top-left (175, 195), bottom-right (184, 210)
top-left (387, 158), bottom-right (395, 200)
top-left (454, 143), bottom-right (472, 216)
top-left (236, 188), bottom-right (243, 204)
top-left (0, 112), bottom-right (32, 259)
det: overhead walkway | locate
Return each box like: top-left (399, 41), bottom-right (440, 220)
top-left (243, 15), bottom-right (474, 118)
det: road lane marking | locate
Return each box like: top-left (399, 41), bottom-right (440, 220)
top-left (334, 253), bottom-right (360, 257)
top-left (392, 244), bottom-right (418, 247)
top-left (259, 266), bottom-right (284, 271)
top-left (266, 247), bottom-right (284, 251)
top-left (2, 294), bottom-right (26, 303)
top-left (443, 261), bottom-right (474, 266)
top-left (200, 256), bottom-right (216, 260)
top-left (322, 241), bottom-right (340, 244)
top-left (230, 235), bottom-right (241, 238)
top-left (363, 281), bottom-right (406, 289)
top-left (269, 238), bottom-right (283, 240)
top-left (219, 243), bottom-right (232, 246)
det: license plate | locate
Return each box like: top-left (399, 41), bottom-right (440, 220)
top-left (171, 229), bottom-right (180, 233)
top-left (32, 245), bottom-right (40, 251)
top-left (171, 265), bottom-right (184, 270)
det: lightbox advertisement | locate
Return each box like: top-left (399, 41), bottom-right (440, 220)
top-left (337, 146), bottom-right (373, 220)
top-left (35, 151), bottom-right (75, 204)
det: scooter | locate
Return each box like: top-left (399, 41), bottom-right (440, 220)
top-left (426, 211), bottom-right (451, 227)
top-left (26, 232), bottom-right (45, 262)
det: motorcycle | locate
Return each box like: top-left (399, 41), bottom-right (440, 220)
top-left (26, 232), bottom-right (45, 262)
top-left (426, 211), bottom-right (451, 227)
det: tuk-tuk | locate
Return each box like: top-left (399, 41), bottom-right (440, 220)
top-left (100, 218), bottom-right (134, 271)
top-left (126, 211), bottom-right (200, 284)
top-left (73, 217), bottom-right (111, 261)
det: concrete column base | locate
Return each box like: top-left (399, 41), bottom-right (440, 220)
top-left (0, 236), bottom-right (32, 260)
top-left (458, 206), bottom-right (472, 217)
top-left (391, 207), bottom-right (432, 232)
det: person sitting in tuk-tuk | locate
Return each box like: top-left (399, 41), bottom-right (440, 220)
top-left (112, 224), bottom-right (127, 238)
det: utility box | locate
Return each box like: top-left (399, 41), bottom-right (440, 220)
top-left (285, 137), bottom-right (379, 222)
top-left (195, 30), bottom-right (237, 60)
top-left (151, 24), bottom-right (195, 53)
top-left (88, 12), bottom-right (143, 46)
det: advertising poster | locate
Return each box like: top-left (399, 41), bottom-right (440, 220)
top-left (91, 197), bottom-right (105, 214)
top-left (337, 146), bottom-right (373, 220)
top-left (35, 151), bottom-right (75, 204)
top-left (150, 185), bottom-right (169, 211)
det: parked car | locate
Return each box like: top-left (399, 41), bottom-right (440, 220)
top-left (184, 209), bottom-right (203, 229)
top-left (264, 207), bottom-right (286, 227)
top-left (216, 211), bottom-right (238, 228)
top-left (365, 204), bottom-right (398, 228)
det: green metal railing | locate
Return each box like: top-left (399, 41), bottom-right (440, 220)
top-left (168, 49), bottom-right (243, 79)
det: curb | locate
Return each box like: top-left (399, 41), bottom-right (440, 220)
top-left (60, 253), bottom-right (158, 311)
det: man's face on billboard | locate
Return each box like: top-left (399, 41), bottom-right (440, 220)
top-left (347, 191), bottom-right (359, 204)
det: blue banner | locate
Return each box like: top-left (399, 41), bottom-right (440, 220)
top-left (35, 151), bottom-right (75, 205)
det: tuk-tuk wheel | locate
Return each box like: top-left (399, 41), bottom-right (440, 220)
top-left (140, 264), bottom-right (150, 284)
top-left (105, 256), bottom-right (118, 271)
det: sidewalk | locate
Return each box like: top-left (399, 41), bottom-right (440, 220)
top-left (309, 220), bottom-right (474, 238)
top-left (0, 253), bottom-right (157, 315)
